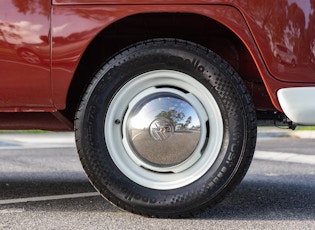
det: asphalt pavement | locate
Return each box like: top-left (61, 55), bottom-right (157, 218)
top-left (0, 127), bottom-right (314, 229)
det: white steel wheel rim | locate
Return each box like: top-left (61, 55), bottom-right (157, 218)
top-left (105, 70), bottom-right (223, 190)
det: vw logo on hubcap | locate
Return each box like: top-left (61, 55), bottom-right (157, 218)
top-left (149, 119), bottom-right (174, 141)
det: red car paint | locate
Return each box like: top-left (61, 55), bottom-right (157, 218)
top-left (0, 0), bottom-right (314, 130)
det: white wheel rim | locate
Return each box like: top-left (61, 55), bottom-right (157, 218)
top-left (105, 70), bottom-right (223, 190)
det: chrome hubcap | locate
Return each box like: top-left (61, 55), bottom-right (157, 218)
top-left (123, 90), bottom-right (203, 172)
top-left (105, 70), bottom-right (223, 189)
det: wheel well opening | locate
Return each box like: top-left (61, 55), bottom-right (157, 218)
top-left (64, 12), bottom-right (273, 122)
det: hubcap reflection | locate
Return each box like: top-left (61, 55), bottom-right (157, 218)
top-left (125, 93), bottom-right (201, 168)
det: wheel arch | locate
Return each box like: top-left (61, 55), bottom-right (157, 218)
top-left (63, 11), bottom-right (274, 123)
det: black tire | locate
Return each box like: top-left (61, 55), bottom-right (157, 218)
top-left (75, 39), bottom-right (257, 218)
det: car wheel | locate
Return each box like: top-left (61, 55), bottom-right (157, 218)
top-left (75, 39), bottom-right (257, 217)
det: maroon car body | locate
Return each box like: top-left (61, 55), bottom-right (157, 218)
top-left (1, 0), bottom-right (314, 217)
top-left (0, 0), bottom-right (314, 128)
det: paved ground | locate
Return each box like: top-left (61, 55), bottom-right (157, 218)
top-left (0, 128), bottom-right (314, 229)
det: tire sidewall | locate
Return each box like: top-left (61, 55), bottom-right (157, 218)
top-left (77, 40), bottom-right (252, 215)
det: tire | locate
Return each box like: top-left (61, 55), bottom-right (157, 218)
top-left (75, 39), bottom-right (257, 218)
